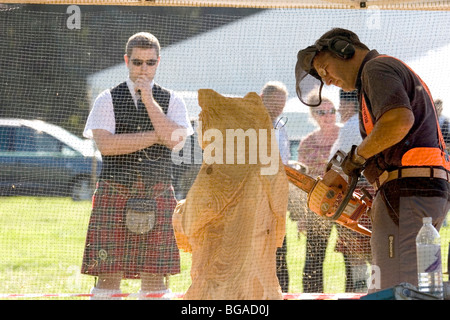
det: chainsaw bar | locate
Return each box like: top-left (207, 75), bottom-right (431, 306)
top-left (284, 164), bottom-right (316, 193)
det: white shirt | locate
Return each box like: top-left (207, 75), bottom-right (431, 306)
top-left (84, 78), bottom-right (194, 138)
top-left (329, 114), bottom-right (362, 159)
top-left (274, 117), bottom-right (290, 165)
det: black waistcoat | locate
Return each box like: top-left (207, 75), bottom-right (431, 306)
top-left (99, 81), bottom-right (173, 187)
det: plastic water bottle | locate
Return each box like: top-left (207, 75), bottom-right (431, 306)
top-left (415, 217), bottom-right (444, 299)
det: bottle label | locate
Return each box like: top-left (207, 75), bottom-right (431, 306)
top-left (417, 244), bottom-right (442, 273)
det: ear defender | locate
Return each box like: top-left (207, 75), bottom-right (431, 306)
top-left (327, 37), bottom-right (355, 60)
top-left (314, 36), bottom-right (356, 60)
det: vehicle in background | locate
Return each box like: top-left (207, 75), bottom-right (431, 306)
top-left (0, 119), bottom-right (102, 200)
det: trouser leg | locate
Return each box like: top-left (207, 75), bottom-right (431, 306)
top-left (369, 193), bottom-right (449, 293)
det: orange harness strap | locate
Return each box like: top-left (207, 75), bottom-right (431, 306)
top-left (360, 55), bottom-right (450, 171)
top-left (361, 96), bottom-right (373, 135)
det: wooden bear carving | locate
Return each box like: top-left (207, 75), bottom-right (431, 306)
top-left (173, 89), bottom-right (289, 300)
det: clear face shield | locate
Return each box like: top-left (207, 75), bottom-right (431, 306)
top-left (295, 46), bottom-right (324, 107)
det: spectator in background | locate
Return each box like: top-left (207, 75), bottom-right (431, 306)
top-left (330, 90), bottom-right (362, 157)
top-left (261, 81), bottom-right (290, 165)
top-left (81, 32), bottom-right (193, 299)
top-left (330, 89), bottom-right (372, 292)
top-left (436, 99), bottom-right (450, 151)
top-left (260, 81), bottom-right (290, 293)
top-left (297, 94), bottom-right (339, 292)
top-left (436, 99), bottom-right (450, 226)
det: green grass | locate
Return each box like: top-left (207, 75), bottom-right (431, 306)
top-left (0, 196), bottom-right (448, 299)
top-left (0, 196), bottom-right (193, 298)
top-left (285, 219), bottom-right (347, 293)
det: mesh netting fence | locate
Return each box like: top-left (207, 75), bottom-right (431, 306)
top-left (0, 3), bottom-right (449, 299)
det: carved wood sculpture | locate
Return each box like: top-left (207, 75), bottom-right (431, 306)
top-left (172, 89), bottom-right (289, 300)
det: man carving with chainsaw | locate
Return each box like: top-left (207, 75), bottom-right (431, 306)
top-left (295, 28), bottom-right (450, 292)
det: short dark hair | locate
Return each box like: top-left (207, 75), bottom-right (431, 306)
top-left (318, 28), bottom-right (369, 51)
top-left (126, 32), bottom-right (160, 57)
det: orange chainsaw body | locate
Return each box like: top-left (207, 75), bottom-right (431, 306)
top-left (285, 165), bottom-right (372, 237)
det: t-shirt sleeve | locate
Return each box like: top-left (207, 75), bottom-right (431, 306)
top-left (362, 58), bottom-right (412, 121)
top-left (167, 91), bottom-right (194, 136)
top-left (83, 89), bottom-right (116, 139)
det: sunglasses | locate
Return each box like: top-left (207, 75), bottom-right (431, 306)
top-left (131, 59), bottom-right (158, 67)
top-left (314, 109), bottom-right (336, 116)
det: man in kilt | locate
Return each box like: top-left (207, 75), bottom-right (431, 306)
top-left (81, 32), bottom-right (193, 299)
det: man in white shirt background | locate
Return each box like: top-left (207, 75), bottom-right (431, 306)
top-left (260, 81), bottom-right (290, 293)
top-left (81, 32), bottom-right (193, 299)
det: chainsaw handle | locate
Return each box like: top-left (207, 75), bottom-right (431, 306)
top-left (329, 172), bottom-right (360, 220)
top-left (326, 150), bottom-right (346, 172)
top-left (326, 150), bottom-right (361, 220)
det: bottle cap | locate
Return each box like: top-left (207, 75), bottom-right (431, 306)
top-left (423, 217), bottom-right (432, 224)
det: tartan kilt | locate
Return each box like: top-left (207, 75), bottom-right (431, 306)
top-left (81, 179), bottom-right (180, 279)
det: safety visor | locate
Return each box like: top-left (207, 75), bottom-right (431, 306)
top-left (295, 45), bottom-right (324, 107)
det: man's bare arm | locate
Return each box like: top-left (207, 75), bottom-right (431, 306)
top-left (356, 107), bottom-right (414, 159)
top-left (92, 129), bottom-right (161, 156)
top-left (141, 97), bottom-right (188, 150)
top-left (135, 75), bottom-right (188, 150)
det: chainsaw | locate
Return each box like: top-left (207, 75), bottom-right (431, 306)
top-left (285, 150), bottom-right (372, 237)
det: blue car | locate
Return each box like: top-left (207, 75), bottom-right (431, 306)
top-left (0, 119), bottom-right (102, 200)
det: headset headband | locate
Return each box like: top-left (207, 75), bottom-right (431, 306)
top-left (315, 36), bottom-right (355, 60)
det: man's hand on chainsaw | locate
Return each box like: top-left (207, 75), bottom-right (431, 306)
top-left (341, 145), bottom-right (366, 177)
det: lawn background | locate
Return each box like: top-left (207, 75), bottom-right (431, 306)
top-left (0, 196), bottom-right (448, 299)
